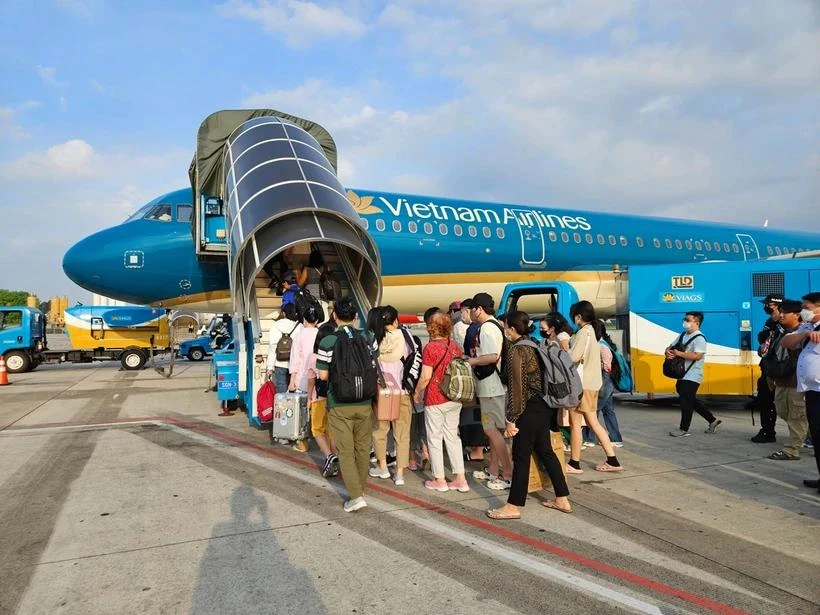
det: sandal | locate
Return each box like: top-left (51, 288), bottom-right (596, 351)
top-left (542, 500), bottom-right (573, 514)
top-left (768, 450), bottom-right (799, 461)
top-left (594, 462), bottom-right (624, 472)
top-left (486, 507), bottom-right (521, 520)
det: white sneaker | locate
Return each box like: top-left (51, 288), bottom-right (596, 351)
top-left (487, 477), bottom-right (511, 490)
top-left (582, 441), bottom-right (596, 448)
top-left (343, 497), bottom-right (368, 512)
top-left (611, 442), bottom-right (624, 448)
top-left (393, 476), bottom-right (405, 486)
top-left (369, 467), bottom-right (391, 479)
top-left (669, 429), bottom-right (691, 437)
top-left (472, 468), bottom-right (493, 480)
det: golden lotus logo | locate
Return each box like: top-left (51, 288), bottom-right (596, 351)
top-left (347, 190), bottom-right (383, 215)
top-left (662, 293), bottom-right (675, 302)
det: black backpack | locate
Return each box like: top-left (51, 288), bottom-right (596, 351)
top-left (330, 326), bottom-right (378, 403)
top-left (759, 330), bottom-right (798, 380)
top-left (399, 327), bottom-right (423, 393)
top-left (319, 270), bottom-right (342, 301)
top-left (292, 288), bottom-right (324, 322)
top-left (473, 319), bottom-right (509, 385)
top-left (662, 333), bottom-right (704, 380)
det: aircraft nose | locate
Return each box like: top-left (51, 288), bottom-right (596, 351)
top-left (63, 232), bottom-right (109, 295)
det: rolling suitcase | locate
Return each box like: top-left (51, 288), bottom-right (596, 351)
top-left (272, 391), bottom-right (309, 442)
top-left (375, 373), bottom-right (402, 421)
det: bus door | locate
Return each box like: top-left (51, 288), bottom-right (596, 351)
top-left (90, 316), bottom-right (104, 340)
top-left (736, 234), bottom-right (760, 261)
top-left (510, 209), bottom-right (545, 267)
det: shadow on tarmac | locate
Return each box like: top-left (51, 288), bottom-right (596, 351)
top-left (190, 485), bottom-right (326, 615)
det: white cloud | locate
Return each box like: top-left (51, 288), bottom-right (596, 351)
top-left (638, 95), bottom-right (679, 115)
top-left (35, 64), bottom-right (57, 84)
top-left (90, 78), bottom-right (106, 93)
top-left (0, 101), bottom-right (42, 140)
top-left (0, 139), bottom-right (101, 180)
top-left (219, 0), bottom-right (367, 46)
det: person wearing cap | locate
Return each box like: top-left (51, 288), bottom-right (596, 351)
top-left (466, 292), bottom-right (513, 490)
top-left (765, 300), bottom-right (808, 461)
top-left (452, 300), bottom-right (470, 349)
top-left (751, 294), bottom-right (785, 443)
top-left (780, 292), bottom-right (820, 493)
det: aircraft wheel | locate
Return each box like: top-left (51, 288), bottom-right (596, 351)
top-left (4, 351), bottom-right (31, 374)
top-left (121, 349), bottom-right (147, 370)
top-left (187, 347), bottom-right (206, 361)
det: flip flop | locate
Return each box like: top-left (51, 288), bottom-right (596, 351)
top-left (542, 500), bottom-right (573, 514)
top-left (486, 508), bottom-right (521, 520)
top-left (594, 462), bottom-right (624, 472)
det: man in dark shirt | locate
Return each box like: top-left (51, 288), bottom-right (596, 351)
top-left (751, 294), bottom-right (784, 443)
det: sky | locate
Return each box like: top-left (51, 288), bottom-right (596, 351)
top-left (1, 0), bottom-right (818, 302)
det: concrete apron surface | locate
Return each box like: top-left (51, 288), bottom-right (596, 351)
top-left (1, 361), bottom-right (818, 615)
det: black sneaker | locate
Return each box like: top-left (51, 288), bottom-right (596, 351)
top-left (386, 454), bottom-right (397, 468)
top-left (322, 454), bottom-right (339, 478)
top-left (751, 431), bottom-right (776, 443)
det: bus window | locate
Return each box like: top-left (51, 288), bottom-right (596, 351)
top-left (177, 204), bottom-right (192, 223)
top-left (392, 220), bottom-right (402, 232)
top-left (144, 204), bottom-right (172, 221)
top-left (454, 224), bottom-right (462, 237)
top-left (424, 222), bottom-right (433, 235)
top-left (408, 221), bottom-right (417, 234)
top-left (376, 219), bottom-right (386, 232)
top-left (439, 223), bottom-right (448, 236)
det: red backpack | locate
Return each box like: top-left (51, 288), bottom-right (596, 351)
top-left (256, 380), bottom-right (275, 422)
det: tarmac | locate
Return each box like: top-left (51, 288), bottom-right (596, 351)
top-left (1, 358), bottom-right (818, 615)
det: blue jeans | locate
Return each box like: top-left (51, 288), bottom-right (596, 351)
top-left (274, 367), bottom-right (289, 393)
top-left (582, 376), bottom-right (623, 443)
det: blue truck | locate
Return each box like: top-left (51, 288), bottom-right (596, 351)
top-left (178, 314), bottom-right (232, 361)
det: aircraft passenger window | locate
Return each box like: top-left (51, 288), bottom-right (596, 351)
top-left (685, 239), bottom-right (692, 250)
top-left (376, 219), bottom-right (386, 232)
top-left (585, 234), bottom-right (593, 244)
top-left (664, 239), bottom-right (672, 248)
top-left (439, 223), bottom-right (448, 236)
top-left (714, 242), bottom-right (721, 252)
top-left (597, 234), bottom-right (605, 245)
top-left (766, 245), bottom-right (773, 255)
top-left (549, 231), bottom-right (557, 242)
top-left (469, 226), bottom-right (477, 238)
top-left (775, 246), bottom-right (782, 255)
top-left (483, 227), bottom-right (492, 239)
top-left (675, 239), bottom-right (682, 249)
top-left (653, 238), bottom-right (660, 248)
top-left (144, 204), bottom-right (172, 221)
top-left (732, 244), bottom-right (739, 253)
top-left (722, 242), bottom-right (730, 252)
top-left (424, 222), bottom-right (433, 235)
top-left (362, 218), bottom-right (369, 229)
top-left (177, 204), bottom-right (192, 223)
top-left (609, 235), bottom-right (617, 246)
top-left (497, 228), bottom-right (505, 239)
top-left (636, 237), bottom-right (644, 248)
top-left (561, 232), bottom-right (569, 243)
top-left (704, 241), bottom-right (711, 251)
top-left (573, 232), bottom-right (581, 243)
top-left (695, 240), bottom-right (702, 250)
top-left (392, 220), bottom-right (402, 232)
top-left (454, 224), bottom-right (463, 237)
top-left (408, 221), bottom-right (417, 233)
top-left (620, 236), bottom-right (628, 246)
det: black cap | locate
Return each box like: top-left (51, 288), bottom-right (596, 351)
top-left (460, 298), bottom-right (474, 309)
top-left (471, 292), bottom-right (494, 311)
top-left (759, 293), bottom-right (784, 305)
top-left (779, 299), bottom-right (802, 314)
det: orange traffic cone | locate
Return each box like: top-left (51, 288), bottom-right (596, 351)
top-left (0, 355), bottom-right (10, 386)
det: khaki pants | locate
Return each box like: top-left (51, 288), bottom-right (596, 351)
top-left (372, 393), bottom-right (412, 468)
top-left (328, 403), bottom-right (372, 500)
top-left (774, 386), bottom-right (808, 457)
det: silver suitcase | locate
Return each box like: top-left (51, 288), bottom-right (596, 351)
top-left (272, 392), bottom-right (309, 442)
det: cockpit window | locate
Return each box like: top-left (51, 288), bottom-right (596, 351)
top-left (125, 203), bottom-right (154, 222)
top-left (177, 204), bottom-right (192, 223)
top-left (144, 204), bottom-right (173, 222)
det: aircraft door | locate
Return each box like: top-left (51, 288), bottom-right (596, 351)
top-left (90, 316), bottom-right (104, 340)
top-left (511, 209), bottom-right (545, 266)
top-left (735, 234), bottom-right (760, 261)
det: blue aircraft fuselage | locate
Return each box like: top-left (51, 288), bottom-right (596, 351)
top-left (63, 187), bottom-right (820, 314)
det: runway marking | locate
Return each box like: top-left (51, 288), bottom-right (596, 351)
top-left (4, 416), bottom-right (754, 615)
top-left (719, 465), bottom-right (798, 490)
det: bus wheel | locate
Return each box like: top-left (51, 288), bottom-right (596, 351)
top-left (4, 351), bottom-right (31, 374)
top-left (121, 349), bottom-right (147, 370)
top-left (187, 347), bottom-right (205, 361)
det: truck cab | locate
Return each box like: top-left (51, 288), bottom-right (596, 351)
top-left (0, 307), bottom-right (46, 373)
top-left (178, 314), bottom-right (233, 361)
top-left (499, 282), bottom-right (580, 324)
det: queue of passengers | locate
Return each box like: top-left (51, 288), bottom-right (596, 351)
top-left (263, 289), bottom-right (628, 517)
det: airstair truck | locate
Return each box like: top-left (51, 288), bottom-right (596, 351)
top-left (0, 305), bottom-right (171, 373)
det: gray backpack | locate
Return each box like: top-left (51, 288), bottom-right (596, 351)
top-left (517, 339), bottom-right (583, 409)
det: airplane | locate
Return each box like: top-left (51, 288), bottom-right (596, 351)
top-left (62, 109), bottom-right (820, 322)
top-left (63, 183), bottom-right (820, 317)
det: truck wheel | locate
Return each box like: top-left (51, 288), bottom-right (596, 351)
top-left (187, 347), bottom-right (205, 361)
top-left (4, 351), bottom-right (31, 374)
top-left (121, 349), bottom-right (147, 370)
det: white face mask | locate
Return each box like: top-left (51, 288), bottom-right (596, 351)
top-left (682, 321), bottom-right (693, 331)
top-left (800, 308), bottom-right (816, 322)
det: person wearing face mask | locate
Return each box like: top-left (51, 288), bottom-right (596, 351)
top-left (540, 313), bottom-right (572, 351)
top-left (780, 292), bottom-right (820, 493)
top-left (666, 312), bottom-right (721, 437)
top-left (751, 294), bottom-right (784, 443)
